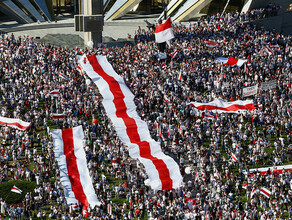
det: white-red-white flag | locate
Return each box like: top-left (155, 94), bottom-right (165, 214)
top-left (231, 153), bottom-right (238, 162)
top-left (52, 126), bottom-right (100, 207)
top-left (178, 71), bottom-right (182, 81)
top-left (215, 57), bottom-right (247, 67)
top-left (15, 47), bottom-right (20, 57)
top-left (0, 116), bottom-right (30, 130)
top-left (244, 63), bottom-right (248, 73)
top-left (260, 187), bottom-right (271, 198)
top-left (159, 124), bottom-right (163, 138)
top-left (171, 50), bottom-right (178, 59)
top-left (59, 72), bottom-right (66, 79)
top-left (242, 183), bottom-right (251, 189)
top-left (155, 17), bottom-right (175, 43)
top-left (79, 55), bottom-right (182, 190)
top-left (270, 45), bottom-right (280, 51)
top-left (52, 114), bottom-right (66, 120)
top-left (203, 112), bottom-right (214, 119)
top-left (213, 167), bottom-right (221, 180)
top-left (250, 188), bottom-right (256, 198)
top-left (285, 44), bottom-right (290, 53)
top-left (11, 185), bottom-right (22, 194)
top-left (206, 39), bottom-right (218, 48)
top-left (107, 203), bottom-right (112, 215)
top-left (265, 46), bottom-right (273, 55)
top-left (189, 98), bottom-right (255, 114)
top-left (201, 170), bottom-right (206, 180)
top-left (76, 65), bottom-right (84, 76)
top-left (45, 89), bottom-right (59, 97)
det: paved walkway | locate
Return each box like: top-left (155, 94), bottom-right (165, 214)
top-left (0, 14), bottom-right (158, 41)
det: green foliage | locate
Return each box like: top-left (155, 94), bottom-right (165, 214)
top-left (0, 180), bottom-right (36, 204)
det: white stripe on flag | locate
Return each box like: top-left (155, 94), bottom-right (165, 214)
top-left (155, 17), bottom-right (175, 43)
top-left (251, 188), bottom-right (256, 198)
top-left (52, 126), bottom-right (100, 207)
top-left (215, 57), bottom-right (247, 67)
top-left (189, 98), bottom-right (255, 114)
top-left (11, 186), bottom-right (22, 194)
top-left (72, 126), bottom-right (100, 207)
top-left (108, 203), bottom-right (112, 215)
top-left (231, 153), bottom-right (238, 162)
top-left (79, 55), bottom-right (182, 190)
top-left (46, 89), bottom-right (59, 97)
top-left (260, 187), bottom-right (271, 198)
top-left (52, 128), bottom-right (78, 205)
top-left (0, 116), bottom-right (30, 130)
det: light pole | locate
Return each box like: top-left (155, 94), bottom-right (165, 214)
top-left (75, 0), bottom-right (104, 48)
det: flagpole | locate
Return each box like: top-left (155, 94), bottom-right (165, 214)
top-left (221, 0), bottom-right (230, 15)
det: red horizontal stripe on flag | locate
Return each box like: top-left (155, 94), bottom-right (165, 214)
top-left (191, 103), bottom-right (255, 112)
top-left (62, 128), bottom-right (89, 206)
top-left (0, 121), bottom-right (29, 130)
top-left (155, 18), bottom-right (172, 33)
top-left (88, 55), bottom-right (173, 190)
top-left (225, 58), bottom-right (238, 66)
top-left (260, 189), bottom-right (270, 197)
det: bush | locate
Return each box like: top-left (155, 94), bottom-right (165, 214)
top-left (0, 180), bottom-right (37, 204)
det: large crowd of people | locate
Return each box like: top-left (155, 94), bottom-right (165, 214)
top-left (0, 6), bottom-right (292, 220)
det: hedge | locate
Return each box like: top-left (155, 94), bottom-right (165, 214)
top-left (0, 180), bottom-right (37, 204)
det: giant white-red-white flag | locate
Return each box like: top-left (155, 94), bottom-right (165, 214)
top-left (246, 164), bottom-right (292, 176)
top-left (189, 98), bottom-right (255, 114)
top-left (215, 57), bottom-right (247, 67)
top-left (79, 55), bottom-right (182, 190)
top-left (0, 116), bottom-right (30, 130)
top-left (155, 17), bottom-right (175, 43)
top-left (52, 126), bottom-right (100, 208)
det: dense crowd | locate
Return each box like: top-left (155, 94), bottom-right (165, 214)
top-left (0, 6), bottom-right (292, 220)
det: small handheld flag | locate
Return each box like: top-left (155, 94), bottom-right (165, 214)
top-left (11, 185), bottom-right (22, 194)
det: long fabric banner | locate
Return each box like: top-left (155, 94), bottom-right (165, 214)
top-left (243, 164), bottom-right (292, 176)
top-left (0, 116), bottom-right (30, 130)
top-left (215, 57), bottom-right (247, 67)
top-left (189, 98), bottom-right (255, 113)
top-left (52, 126), bottom-right (100, 208)
top-left (79, 55), bottom-right (182, 190)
